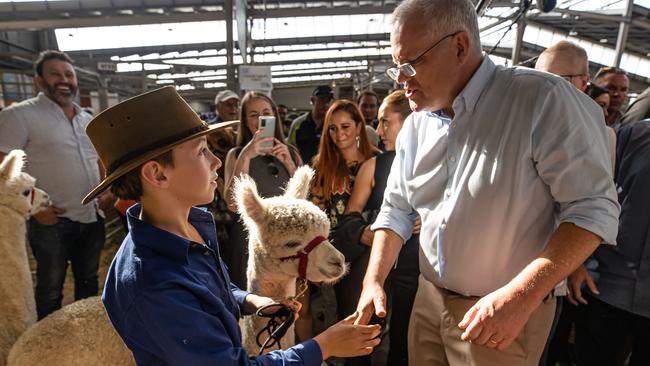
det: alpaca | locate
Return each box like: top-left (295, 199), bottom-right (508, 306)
top-left (0, 150), bottom-right (133, 366)
top-left (7, 296), bottom-right (133, 366)
top-left (235, 165), bottom-right (348, 355)
top-left (0, 150), bottom-right (49, 366)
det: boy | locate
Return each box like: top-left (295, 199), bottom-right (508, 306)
top-left (82, 86), bottom-right (380, 365)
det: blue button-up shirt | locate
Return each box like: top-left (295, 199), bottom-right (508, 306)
top-left (372, 57), bottom-right (620, 296)
top-left (102, 204), bottom-right (322, 365)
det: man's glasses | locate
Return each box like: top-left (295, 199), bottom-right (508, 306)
top-left (386, 31), bottom-right (460, 82)
top-left (559, 74), bottom-right (585, 82)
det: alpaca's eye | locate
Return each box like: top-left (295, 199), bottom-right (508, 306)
top-left (22, 189), bottom-right (31, 197)
top-left (285, 241), bottom-right (301, 249)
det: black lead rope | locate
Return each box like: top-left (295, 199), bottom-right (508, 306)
top-left (255, 303), bottom-right (296, 355)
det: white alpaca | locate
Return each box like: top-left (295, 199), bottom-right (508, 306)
top-left (7, 296), bottom-right (134, 366)
top-left (0, 150), bottom-right (133, 366)
top-left (235, 166), bottom-right (347, 355)
top-left (0, 150), bottom-right (49, 366)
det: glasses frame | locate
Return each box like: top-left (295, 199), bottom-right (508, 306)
top-left (559, 74), bottom-right (586, 82)
top-left (386, 31), bottom-right (461, 82)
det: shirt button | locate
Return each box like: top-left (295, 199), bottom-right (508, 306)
top-left (445, 189), bottom-right (451, 198)
top-left (440, 223), bottom-right (447, 230)
top-left (449, 156), bottom-right (456, 163)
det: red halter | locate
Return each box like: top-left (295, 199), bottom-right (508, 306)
top-left (279, 236), bottom-right (327, 279)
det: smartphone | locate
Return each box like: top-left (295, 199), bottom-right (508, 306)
top-left (258, 115), bottom-right (276, 152)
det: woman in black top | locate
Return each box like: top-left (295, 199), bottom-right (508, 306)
top-left (221, 91), bottom-right (302, 288)
top-left (338, 90), bottom-right (420, 365)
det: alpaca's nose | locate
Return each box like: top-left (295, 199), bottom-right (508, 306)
top-left (328, 259), bottom-right (343, 268)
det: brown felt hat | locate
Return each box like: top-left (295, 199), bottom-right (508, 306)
top-left (82, 86), bottom-right (237, 204)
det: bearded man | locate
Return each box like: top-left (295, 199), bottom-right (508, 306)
top-left (0, 50), bottom-right (112, 319)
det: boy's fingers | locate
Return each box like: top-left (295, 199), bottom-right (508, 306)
top-left (342, 313), bottom-right (356, 324)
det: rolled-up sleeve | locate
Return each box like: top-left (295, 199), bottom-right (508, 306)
top-left (371, 119), bottom-right (417, 243)
top-left (532, 81), bottom-right (620, 244)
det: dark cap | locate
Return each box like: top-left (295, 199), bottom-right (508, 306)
top-left (312, 85), bottom-right (334, 100)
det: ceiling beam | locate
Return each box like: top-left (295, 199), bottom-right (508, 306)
top-left (66, 33), bottom-right (390, 60)
top-left (0, 12), bottom-right (225, 31)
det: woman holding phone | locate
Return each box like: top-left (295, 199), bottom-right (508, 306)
top-left (222, 91), bottom-right (302, 287)
top-left (296, 100), bottom-right (379, 361)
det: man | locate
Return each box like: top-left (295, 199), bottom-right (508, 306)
top-left (287, 85), bottom-right (333, 165)
top-left (621, 86), bottom-right (650, 125)
top-left (570, 119), bottom-right (650, 365)
top-left (534, 40), bottom-right (604, 366)
top-left (278, 103), bottom-right (291, 136)
top-left (354, 1), bottom-right (619, 365)
top-left (207, 89), bottom-right (238, 194)
top-left (535, 40), bottom-right (589, 92)
top-left (357, 90), bottom-right (380, 128)
top-left (211, 89), bottom-right (240, 123)
top-left (278, 103), bottom-right (289, 124)
top-left (593, 66), bottom-right (629, 128)
top-left (357, 90), bottom-right (382, 148)
top-left (0, 50), bottom-right (112, 319)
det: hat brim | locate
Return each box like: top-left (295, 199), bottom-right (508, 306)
top-left (82, 120), bottom-right (238, 205)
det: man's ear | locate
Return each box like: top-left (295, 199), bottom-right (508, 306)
top-left (140, 161), bottom-right (169, 189)
top-left (34, 75), bottom-right (46, 91)
top-left (454, 32), bottom-right (471, 63)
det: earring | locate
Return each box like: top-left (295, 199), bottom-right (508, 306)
top-left (356, 135), bottom-right (360, 149)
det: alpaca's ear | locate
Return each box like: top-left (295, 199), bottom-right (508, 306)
top-left (0, 150), bottom-right (25, 181)
top-left (234, 174), bottom-right (266, 224)
top-left (284, 165), bottom-right (314, 200)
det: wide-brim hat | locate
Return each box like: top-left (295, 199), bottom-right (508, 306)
top-left (82, 86), bottom-right (238, 204)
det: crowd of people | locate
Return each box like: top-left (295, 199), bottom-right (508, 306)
top-left (1, 0), bottom-right (650, 365)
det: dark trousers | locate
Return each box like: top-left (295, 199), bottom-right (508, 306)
top-left (28, 216), bottom-right (105, 319)
top-left (574, 293), bottom-right (650, 366)
top-left (386, 270), bottom-right (418, 366)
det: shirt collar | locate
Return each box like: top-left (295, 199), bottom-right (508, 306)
top-left (430, 56), bottom-right (496, 118)
top-left (126, 203), bottom-right (216, 263)
top-left (36, 92), bottom-right (83, 115)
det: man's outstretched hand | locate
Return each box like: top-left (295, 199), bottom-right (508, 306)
top-left (354, 281), bottom-right (387, 325)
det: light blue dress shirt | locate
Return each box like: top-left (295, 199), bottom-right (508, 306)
top-left (0, 93), bottom-right (100, 223)
top-left (372, 57), bottom-right (620, 297)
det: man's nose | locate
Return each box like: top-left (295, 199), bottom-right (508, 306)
top-left (396, 70), bottom-right (411, 84)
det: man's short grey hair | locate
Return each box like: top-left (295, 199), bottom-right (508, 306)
top-left (392, 0), bottom-right (482, 54)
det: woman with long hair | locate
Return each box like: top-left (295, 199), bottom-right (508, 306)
top-left (585, 83), bottom-right (616, 170)
top-left (221, 91), bottom-right (302, 288)
top-left (304, 99), bottom-right (378, 365)
top-left (339, 90), bottom-right (420, 365)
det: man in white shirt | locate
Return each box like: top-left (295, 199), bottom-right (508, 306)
top-left (0, 50), bottom-right (113, 319)
top-left (354, 1), bottom-right (619, 365)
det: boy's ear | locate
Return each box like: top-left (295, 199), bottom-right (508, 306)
top-left (140, 160), bottom-right (169, 188)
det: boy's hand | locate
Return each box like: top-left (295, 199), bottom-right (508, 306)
top-left (314, 314), bottom-right (381, 359)
top-left (244, 294), bottom-right (301, 318)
